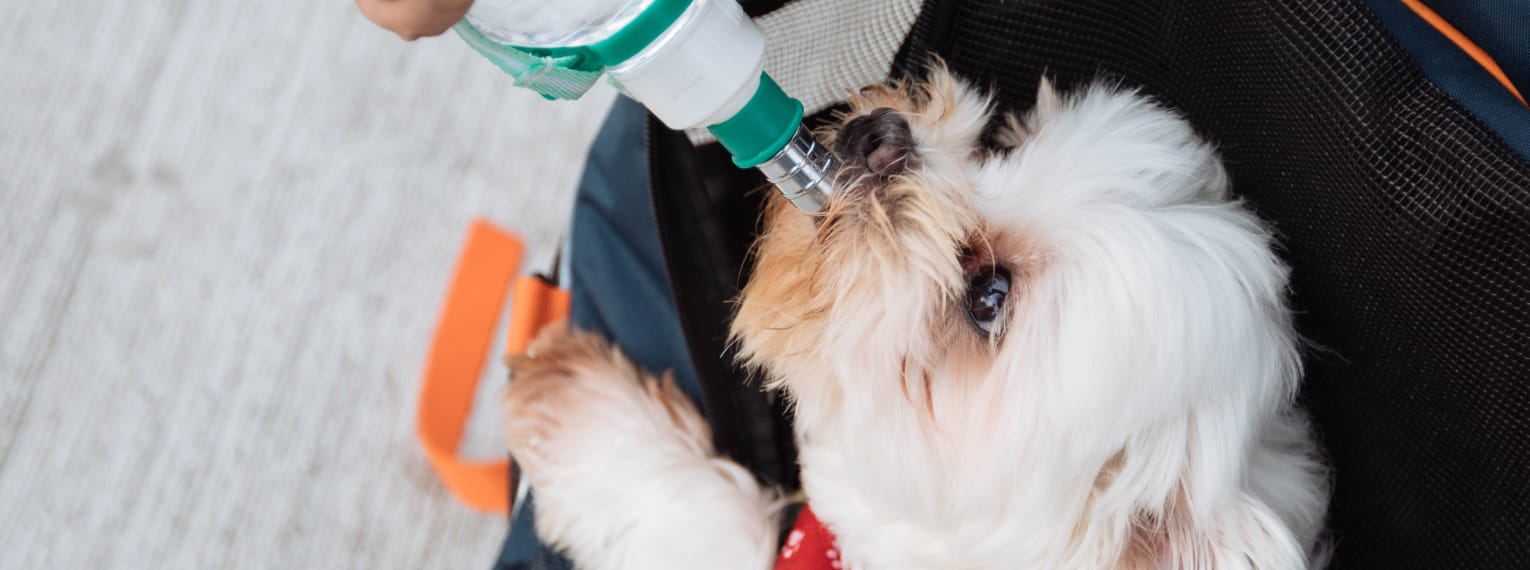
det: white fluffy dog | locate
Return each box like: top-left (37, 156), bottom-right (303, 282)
top-left (504, 67), bottom-right (1329, 569)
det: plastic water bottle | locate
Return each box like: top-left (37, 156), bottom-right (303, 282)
top-left (455, 0), bottom-right (836, 212)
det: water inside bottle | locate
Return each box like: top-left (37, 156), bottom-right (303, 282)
top-left (465, 0), bottom-right (656, 48)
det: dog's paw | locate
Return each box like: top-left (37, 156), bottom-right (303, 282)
top-left (503, 323), bottom-right (781, 570)
top-left (504, 322), bottom-right (710, 479)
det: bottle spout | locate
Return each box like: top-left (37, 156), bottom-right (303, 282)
top-left (704, 72), bottom-right (837, 213)
top-left (756, 126), bottom-right (838, 213)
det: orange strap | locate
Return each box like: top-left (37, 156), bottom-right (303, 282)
top-left (506, 275), bottom-right (572, 358)
top-left (417, 220), bottom-right (571, 514)
top-left (1401, 0), bottom-right (1528, 107)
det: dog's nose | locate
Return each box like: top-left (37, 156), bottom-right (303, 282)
top-left (837, 108), bottom-right (915, 176)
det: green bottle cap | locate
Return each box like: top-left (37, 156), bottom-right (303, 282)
top-left (708, 73), bottom-right (805, 168)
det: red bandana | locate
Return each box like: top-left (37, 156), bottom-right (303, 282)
top-left (776, 504), bottom-right (843, 570)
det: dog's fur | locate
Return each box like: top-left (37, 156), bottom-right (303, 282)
top-left (505, 67), bottom-right (1329, 569)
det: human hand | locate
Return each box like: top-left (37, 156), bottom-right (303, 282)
top-left (355, 0), bottom-right (474, 40)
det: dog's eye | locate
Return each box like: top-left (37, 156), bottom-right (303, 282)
top-left (966, 266), bottom-right (1011, 336)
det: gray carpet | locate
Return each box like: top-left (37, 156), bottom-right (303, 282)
top-left (0, 1), bottom-right (616, 567)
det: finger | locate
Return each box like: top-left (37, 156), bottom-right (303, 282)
top-left (356, 0), bottom-right (467, 40)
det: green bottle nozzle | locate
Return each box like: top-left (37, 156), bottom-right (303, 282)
top-left (709, 73), bottom-right (837, 212)
top-left (707, 73), bottom-right (802, 168)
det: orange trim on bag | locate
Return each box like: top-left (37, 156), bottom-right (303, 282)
top-left (1400, 0), bottom-right (1527, 107)
top-left (417, 220), bottom-right (573, 514)
top-left (417, 220), bottom-right (522, 514)
top-left (506, 275), bottom-right (572, 357)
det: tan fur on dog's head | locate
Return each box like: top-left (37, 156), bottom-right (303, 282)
top-left (732, 65), bottom-right (1015, 416)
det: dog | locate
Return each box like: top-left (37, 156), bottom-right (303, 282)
top-left (504, 66), bottom-right (1330, 569)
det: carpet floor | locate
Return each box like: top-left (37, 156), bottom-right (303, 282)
top-left (0, 1), bottom-right (616, 567)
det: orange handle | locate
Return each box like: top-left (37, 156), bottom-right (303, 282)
top-left (416, 219), bottom-right (574, 514)
top-left (506, 275), bottom-right (572, 356)
top-left (417, 220), bottom-right (522, 514)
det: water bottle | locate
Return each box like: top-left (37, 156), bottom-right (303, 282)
top-left (457, 0), bottom-right (836, 212)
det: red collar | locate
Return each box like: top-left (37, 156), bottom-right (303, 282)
top-left (777, 504), bottom-right (842, 570)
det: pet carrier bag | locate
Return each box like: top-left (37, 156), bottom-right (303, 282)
top-left (642, 0), bottom-right (1528, 568)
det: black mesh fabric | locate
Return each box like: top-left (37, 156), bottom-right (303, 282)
top-left (886, 1), bottom-right (1530, 567)
top-left (647, 0), bottom-right (1530, 568)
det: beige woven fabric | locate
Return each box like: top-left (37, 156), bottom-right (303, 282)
top-left (688, 0), bottom-right (922, 144)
